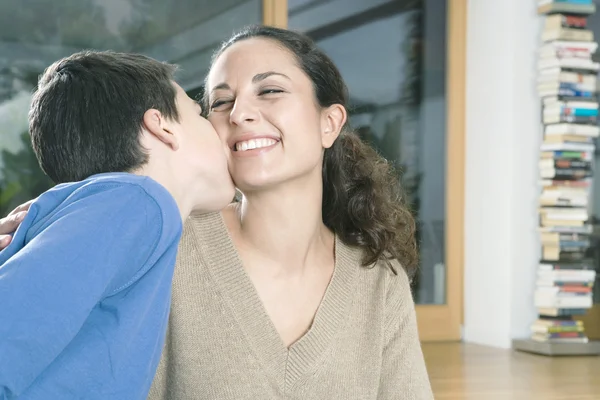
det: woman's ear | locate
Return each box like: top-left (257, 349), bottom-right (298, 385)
top-left (142, 108), bottom-right (180, 151)
top-left (320, 104), bottom-right (347, 149)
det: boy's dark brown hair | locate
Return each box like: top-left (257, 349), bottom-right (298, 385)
top-left (30, 50), bottom-right (179, 183)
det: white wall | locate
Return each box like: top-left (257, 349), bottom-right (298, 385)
top-left (463, 0), bottom-right (541, 348)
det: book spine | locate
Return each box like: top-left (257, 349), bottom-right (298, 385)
top-left (535, 4), bottom-right (598, 346)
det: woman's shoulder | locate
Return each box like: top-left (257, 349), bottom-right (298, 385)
top-left (372, 258), bottom-right (413, 307)
top-left (357, 256), bottom-right (415, 329)
top-left (379, 259), bottom-right (414, 313)
top-left (338, 240), bottom-right (413, 306)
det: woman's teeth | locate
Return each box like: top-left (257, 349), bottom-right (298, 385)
top-left (235, 138), bottom-right (277, 152)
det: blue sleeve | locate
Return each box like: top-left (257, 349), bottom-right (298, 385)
top-left (0, 183), bottom-right (164, 398)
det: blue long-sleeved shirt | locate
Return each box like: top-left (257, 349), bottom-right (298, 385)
top-left (0, 172), bottom-right (183, 399)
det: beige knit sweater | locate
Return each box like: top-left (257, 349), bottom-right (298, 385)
top-left (147, 212), bottom-right (433, 399)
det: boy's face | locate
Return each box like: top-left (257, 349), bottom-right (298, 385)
top-left (171, 83), bottom-right (235, 212)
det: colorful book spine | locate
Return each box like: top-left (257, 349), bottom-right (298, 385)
top-left (535, 0), bottom-right (598, 347)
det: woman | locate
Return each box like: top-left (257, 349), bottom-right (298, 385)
top-left (0, 26), bottom-right (433, 399)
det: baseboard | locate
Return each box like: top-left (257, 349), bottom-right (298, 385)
top-left (463, 326), bottom-right (512, 349)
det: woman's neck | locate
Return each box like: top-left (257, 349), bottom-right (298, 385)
top-left (233, 180), bottom-right (334, 270)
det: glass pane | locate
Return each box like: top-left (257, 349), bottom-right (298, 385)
top-left (289, 0), bottom-right (448, 304)
top-left (0, 0), bottom-right (262, 217)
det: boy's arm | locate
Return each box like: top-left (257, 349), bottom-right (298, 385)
top-left (0, 184), bottom-right (166, 398)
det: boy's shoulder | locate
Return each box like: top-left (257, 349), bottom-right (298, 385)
top-left (56, 172), bottom-right (169, 201)
top-left (42, 172), bottom-right (177, 216)
top-left (25, 172), bottom-right (180, 241)
top-left (1, 172), bottom-right (182, 274)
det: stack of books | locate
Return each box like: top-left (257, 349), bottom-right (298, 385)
top-left (533, 261), bottom-right (595, 343)
top-left (538, 0), bottom-right (596, 15)
top-left (535, 0), bottom-right (598, 346)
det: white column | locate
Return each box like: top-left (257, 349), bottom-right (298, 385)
top-left (463, 0), bottom-right (541, 348)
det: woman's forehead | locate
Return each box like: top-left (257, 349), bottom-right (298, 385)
top-left (207, 39), bottom-right (297, 85)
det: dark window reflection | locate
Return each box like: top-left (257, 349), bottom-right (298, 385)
top-left (289, 0), bottom-right (448, 304)
top-left (0, 0), bottom-right (261, 216)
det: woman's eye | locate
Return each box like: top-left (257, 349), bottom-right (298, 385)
top-left (210, 100), bottom-right (231, 110)
top-left (259, 89), bottom-right (284, 96)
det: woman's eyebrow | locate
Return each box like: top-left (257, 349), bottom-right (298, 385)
top-left (252, 71), bottom-right (290, 83)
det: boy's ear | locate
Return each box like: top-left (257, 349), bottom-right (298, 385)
top-left (142, 109), bottom-right (179, 151)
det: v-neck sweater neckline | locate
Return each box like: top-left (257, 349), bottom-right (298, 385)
top-left (194, 211), bottom-right (359, 390)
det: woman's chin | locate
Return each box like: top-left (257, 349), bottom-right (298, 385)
top-left (232, 176), bottom-right (280, 195)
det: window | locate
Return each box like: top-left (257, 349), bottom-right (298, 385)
top-left (289, 0), bottom-right (448, 304)
top-left (0, 0), bottom-right (262, 216)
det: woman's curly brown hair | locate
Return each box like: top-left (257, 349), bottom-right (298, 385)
top-left (323, 132), bottom-right (418, 275)
top-left (212, 25), bottom-right (419, 276)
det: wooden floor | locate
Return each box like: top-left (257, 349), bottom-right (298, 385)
top-left (422, 342), bottom-right (600, 400)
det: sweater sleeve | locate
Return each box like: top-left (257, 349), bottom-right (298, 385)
top-left (377, 263), bottom-right (434, 400)
top-left (0, 183), bottom-right (165, 399)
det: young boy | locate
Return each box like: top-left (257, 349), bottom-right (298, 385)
top-left (0, 51), bottom-right (234, 399)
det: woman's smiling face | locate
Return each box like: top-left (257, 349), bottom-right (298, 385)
top-left (206, 37), bottom-right (339, 192)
